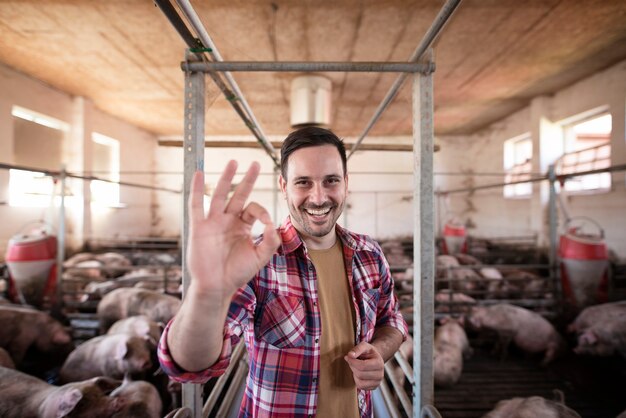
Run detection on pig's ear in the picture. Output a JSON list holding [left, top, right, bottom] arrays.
[[41, 387, 82, 418], [115, 340, 129, 360]]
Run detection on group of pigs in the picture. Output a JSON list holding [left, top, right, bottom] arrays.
[[394, 300, 626, 417], [0, 286, 184, 418], [62, 252, 182, 304]]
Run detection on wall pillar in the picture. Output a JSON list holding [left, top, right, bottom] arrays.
[[610, 97, 626, 191]]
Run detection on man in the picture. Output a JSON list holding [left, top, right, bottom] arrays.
[[158, 127, 408, 417]]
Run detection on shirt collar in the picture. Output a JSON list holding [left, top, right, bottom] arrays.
[[279, 216, 366, 255]]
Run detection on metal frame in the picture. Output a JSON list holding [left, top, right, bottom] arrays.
[[156, 0, 463, 416]]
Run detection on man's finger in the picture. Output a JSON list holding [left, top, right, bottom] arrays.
[[239, 202, 271, 225], [208, 160, 238, 216], [224, 162, 260, 214], [188, 170, 206, 224]]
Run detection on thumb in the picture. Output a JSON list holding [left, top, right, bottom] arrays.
[[256, 221, 281, 260], [347, 342, 371, 359]]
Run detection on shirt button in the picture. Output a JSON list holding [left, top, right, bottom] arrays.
[[315, 338, 319, 343], [313, 301, 317, 306], [312, 378, 317, 382], [308, 265, 314, 271]]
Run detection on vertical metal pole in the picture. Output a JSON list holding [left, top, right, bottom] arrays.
[[182, 51, 205, 418], [547, 165, 562, 307], [54, 166, 66, 315], [273, 165, 279, 224], [413, 50, 436, 417]]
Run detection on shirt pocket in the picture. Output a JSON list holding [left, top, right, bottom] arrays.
[[361, 287, 381, 341], [255, 291, 307, 349]]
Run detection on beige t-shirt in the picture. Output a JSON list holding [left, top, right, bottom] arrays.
[[308, 239, 360, 418]]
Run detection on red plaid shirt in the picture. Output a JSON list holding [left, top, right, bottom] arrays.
[[158, 217, 408, 417]]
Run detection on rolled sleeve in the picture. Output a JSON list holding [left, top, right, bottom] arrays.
[[157, 319, 241, 384], [375, 250, 409, 340]]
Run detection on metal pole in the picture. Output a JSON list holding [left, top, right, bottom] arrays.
[[175, 0, 278, 163], [54, 166, 66, 316], [413, 49, 436, 416], [348, 0, 462, 159], [273, 165, 279, 224], [182, 61, 432, 73], [182, 51, 205, 418], [548, 165, 563, 307]]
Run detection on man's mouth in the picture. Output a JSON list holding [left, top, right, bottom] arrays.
[[304, 207, 332, 217]]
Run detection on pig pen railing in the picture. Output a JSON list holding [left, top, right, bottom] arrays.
[[202, 341, 247, 418]]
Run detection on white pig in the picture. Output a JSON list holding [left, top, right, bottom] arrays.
[[482, 395, 581, 418], [434, 318, 472, 387], [468, 304, 565, 364], [59, 334, 152, 383], [110, 377, 163, 418], [97, 288, 181, 332]]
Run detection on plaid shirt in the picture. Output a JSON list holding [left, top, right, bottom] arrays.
[[158, 217, 408, 418]]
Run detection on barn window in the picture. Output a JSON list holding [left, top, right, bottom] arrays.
[[503, 133, 532, 198], [8, 106, 68, 207], [557, 113, 611, 193], [90, 133, 120, 207]]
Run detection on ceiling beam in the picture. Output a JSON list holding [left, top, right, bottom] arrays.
[[158, 139, 438, 152]]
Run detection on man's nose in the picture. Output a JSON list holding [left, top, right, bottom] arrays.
[[309, 183, 326, 205]]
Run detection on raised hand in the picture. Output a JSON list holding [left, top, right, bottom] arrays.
[[187, 161, 281, 298]]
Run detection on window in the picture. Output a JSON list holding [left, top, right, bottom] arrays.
[[503, 134, 532, 198], [9, 107, 68, 207], [557, 113, 611, 193], [90, 133, 120, 207]]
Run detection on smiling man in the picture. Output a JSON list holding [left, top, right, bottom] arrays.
[[158, 126, 408, 418]]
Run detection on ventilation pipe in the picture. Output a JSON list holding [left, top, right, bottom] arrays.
[[290, 75, 332, 128]]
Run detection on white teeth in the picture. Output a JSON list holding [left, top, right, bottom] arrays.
[[305, 207, 331, 216]]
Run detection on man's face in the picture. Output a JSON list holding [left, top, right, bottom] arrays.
[[279, 145, 348, 244]]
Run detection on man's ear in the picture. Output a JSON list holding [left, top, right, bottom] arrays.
[[278, 175, 287, 195]]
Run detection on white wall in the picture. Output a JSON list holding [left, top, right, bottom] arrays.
[[0, 63, 158, 260], [153, 137, 416, 241], [435, 59, 626, 258]]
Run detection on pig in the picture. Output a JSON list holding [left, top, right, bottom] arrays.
[[454, 253, 482, 265], [95, 252, 132, 278], [450, 267, 482, 293], [482, 267, 521, 299], [0, 348, 15, 369], [97, 288, 181, 332], [504, 270, 544, 297], [482, 395, 581, 418], [468, 303, 566, 364], [108, 315, 163, 347], [434, 318, 472, 387], [59, 334, 152, 383], [567, 301, 626, 334], [573, 318, 626, 357], [0, 305, 72, 366], [435, 290, 476, 314], [110, 377, 162, 418], [437, 255, 459, 278], [0, 366, 126, 418]]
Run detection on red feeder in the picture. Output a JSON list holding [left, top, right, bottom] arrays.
[[559, 218, 608, 309], [5, 223, 58, 308], [442, 220, 467, 255]]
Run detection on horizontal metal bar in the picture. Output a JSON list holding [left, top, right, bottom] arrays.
[[437, 163, 626, 195], [0, 162, 181, 194], [182, 61, 434, 73]]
